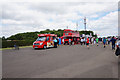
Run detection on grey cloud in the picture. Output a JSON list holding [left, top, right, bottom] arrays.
[[1, 2, 118, 37], [28, 3, 69, 14], [28, 2, 87, 14]]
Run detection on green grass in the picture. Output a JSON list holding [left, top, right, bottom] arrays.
[[0, 45, 33, 51]]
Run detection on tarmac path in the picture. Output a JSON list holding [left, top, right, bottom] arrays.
[[2, 43, 119, 79]]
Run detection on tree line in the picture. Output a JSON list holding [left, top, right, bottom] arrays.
[[2, 29, 97, 40]]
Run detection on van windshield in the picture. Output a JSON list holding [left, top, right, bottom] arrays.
[[36, 36, 46, 41], [64, 37, 72, 39]]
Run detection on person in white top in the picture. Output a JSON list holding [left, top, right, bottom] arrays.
[[81, 37, 84, 45], [62, 39, 64, 45], [91, 37, 94, 45]]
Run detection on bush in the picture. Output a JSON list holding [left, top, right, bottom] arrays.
[[2, 40, 34, 48]]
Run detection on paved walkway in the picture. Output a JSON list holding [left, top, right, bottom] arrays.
[[2, 43, 119, 78]]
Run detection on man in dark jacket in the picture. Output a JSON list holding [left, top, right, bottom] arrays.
[[110, 36, 116, 50], [56, 37, 59, 46], [115, 38, 120, 56]]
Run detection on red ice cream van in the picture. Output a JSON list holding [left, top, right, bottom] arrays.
[[33, 34, 57, 49]]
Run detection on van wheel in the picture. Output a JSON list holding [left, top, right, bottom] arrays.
[[43, 45, 47, 49]]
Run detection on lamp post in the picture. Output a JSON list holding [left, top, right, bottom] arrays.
[[84, 17, 86, 31], [76, 22, 78, 31], [84, 17, 87, 43], [67, 26, 68, 29]]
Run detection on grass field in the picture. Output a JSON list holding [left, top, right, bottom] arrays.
[[0, 45, 33, 51]]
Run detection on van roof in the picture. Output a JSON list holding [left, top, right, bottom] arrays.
[[38, 34, 57, 37]]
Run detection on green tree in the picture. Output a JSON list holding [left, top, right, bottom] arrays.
[[58, 29, 62, 31], [46, 29, 50, 31], [2, 36, 6, 40]]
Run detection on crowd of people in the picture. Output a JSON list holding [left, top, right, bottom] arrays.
[[52, 36, 120, 56], [78, 37, 100, 49], [79, 36, 120, 50], [60, 36, 120, 56]]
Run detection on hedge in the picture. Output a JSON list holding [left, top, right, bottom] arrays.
[[2, 40, 34, 48]]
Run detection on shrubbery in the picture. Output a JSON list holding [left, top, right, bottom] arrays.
[[2, 40, 34, 48]]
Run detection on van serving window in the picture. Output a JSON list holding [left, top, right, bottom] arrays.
[[46, 37, 49, 41]]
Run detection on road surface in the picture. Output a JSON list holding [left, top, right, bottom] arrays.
[[2, 43, 119, 79]]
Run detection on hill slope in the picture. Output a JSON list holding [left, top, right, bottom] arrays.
[[6, 29, 96, 40]]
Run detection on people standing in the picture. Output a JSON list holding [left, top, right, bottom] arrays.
[[81, 37, 84, 45], [110, 36, 116, 50], [53, 38, 57, 48], [83, 37, 86, 45], [86, 37, 90, 49], [103, 37, 106, 48], [56, 37, 59, 46], [69, 39, 71, 46], [62, 38, 64, 45], [77, 38, 79, 44]]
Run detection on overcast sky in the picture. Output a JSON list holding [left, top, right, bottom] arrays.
[[0, 0, 119, 38]]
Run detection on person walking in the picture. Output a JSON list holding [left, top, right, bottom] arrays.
[[103, 37, 106, 48], [91, 37, 94, 45], [108, 37, 111, 45], [115, 38, 120, 56], [96, 37, 99, 46], [110, 36, 116, 50], [94, 38, 96, 44], [86, 37, 90, 49], [14, 43, 19, 50], [90, 37, 92, 44], [14, 44, 17, 50], [106, 38, 108, 45]]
